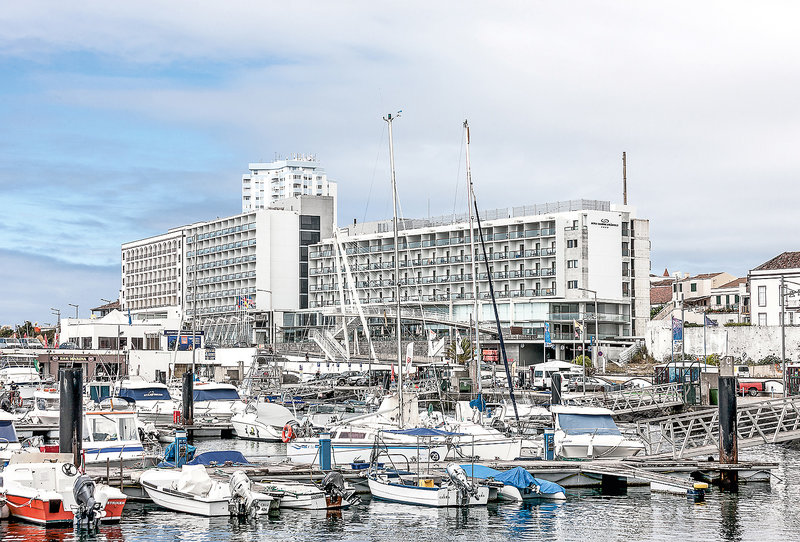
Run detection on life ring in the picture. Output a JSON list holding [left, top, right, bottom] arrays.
[[281, 424, 294, 443], [14, 395, 23, 408]]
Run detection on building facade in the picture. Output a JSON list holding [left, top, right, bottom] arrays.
[[121, 196, 335, 345], [307, 200, 650, 363], [241, 155, 337, 219], [749, 251, 800, 327]]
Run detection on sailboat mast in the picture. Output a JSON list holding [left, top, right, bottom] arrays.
[[384, 111, 404, 428], [464, 120, 482, 394]]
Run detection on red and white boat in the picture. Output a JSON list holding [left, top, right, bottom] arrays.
[[0, 452, 127, 526]]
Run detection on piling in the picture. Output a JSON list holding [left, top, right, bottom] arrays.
[[551, 372, 562, 405], [718, 356, 739, 490], [59, 368, 83, 468], [182, 371, 194, 426]]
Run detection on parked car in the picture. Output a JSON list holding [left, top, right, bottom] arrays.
[[21, 338, 44, 349], [737, 379, 763, 397], [0, 338, 23, 349], [58, 341, 79, 349]]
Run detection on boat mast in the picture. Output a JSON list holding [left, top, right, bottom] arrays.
[[464, 120, 482, 396], [384, 111, 404, 428]]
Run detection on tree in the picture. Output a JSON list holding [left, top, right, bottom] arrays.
[[445, 338, 474, 365], [572, 355, 595, 376]]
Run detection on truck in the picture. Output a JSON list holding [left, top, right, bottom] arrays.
[[737, 379, 763, 397]]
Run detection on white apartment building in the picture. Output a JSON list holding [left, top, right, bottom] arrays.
[[242, 155, 337, 221], [308, 200, 650, 363], [749, 251, 800, 327], [120, 196, 335, 345]]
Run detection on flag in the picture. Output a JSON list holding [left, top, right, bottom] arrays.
[[455, 330, 463, 354], [405, 342, 414, 375], [428, 329, 436, 341], [128, 308, 132, 325], [391, 363, 395, 383], [672, 317, 683, 341], [705, 315, 718, 327], [573, 319, 583, 338], [544, 322, 552, 346], [55, 333, 59, 348], [42, 335, 48, 347]]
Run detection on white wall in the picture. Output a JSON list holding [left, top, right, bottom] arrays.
[[585, 210, 623, 299]]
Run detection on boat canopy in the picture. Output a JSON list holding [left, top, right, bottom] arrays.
[[384, 428, 464, 437], [119, 387, 171, 401], [460, 464, 565, 495], [187, 451, 252, 466], [0, 419, 19, 443], [557, 413, 621, 436], [193, 388, 240, 402]]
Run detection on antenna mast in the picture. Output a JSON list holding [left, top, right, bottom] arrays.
[[622, 152, 627, 205]]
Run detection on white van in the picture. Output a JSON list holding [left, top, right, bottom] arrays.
[[531, 361, 582, 390]]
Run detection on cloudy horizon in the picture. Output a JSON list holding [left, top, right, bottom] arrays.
[[1, 1, 797, 324]]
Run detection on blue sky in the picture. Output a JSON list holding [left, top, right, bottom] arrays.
[[1, 2, 799, 324]]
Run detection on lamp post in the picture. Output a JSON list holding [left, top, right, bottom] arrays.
[[577, 288, 599, 374], [779, 278, 800, 397], [68, 304, 79, 319], [256, 289, 274, 351], [50, 308, 61, 347]]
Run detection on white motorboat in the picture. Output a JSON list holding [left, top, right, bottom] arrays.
[[139, 465, 276, 517], [192, 382, 243, 422], [231, 399, 298, 442], [258, 472, 359, 510], [0, 410, 22, 463], [83, 409, 146, 465], [28, 388, 60, 425], [368, 463, 489, 507], [550, 405, 645, 459], [0, 452, 127, 526], [461, 464, 566, 501], [0, 352, 42, 400], [116, 379, 177, 425]]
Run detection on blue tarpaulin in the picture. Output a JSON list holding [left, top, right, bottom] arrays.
[[193, 389, 241, 401], [460, 464, 565, 495], [187, 451, 252, 466], [469, 394, 486, 412], [384, 427, 465, 437]]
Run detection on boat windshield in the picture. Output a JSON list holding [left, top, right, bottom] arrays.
[[0, 420, 19, 443], [86, 415, 138, 441], [119, 387, 171, 401], [36, 397, 59, 410], [557, 413, 621, 436], [193, 388, 240, 401]]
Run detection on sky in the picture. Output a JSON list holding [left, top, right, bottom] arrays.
[[1, 1, 798, 325]]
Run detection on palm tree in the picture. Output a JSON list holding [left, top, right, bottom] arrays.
[[445, 338, 474, 365]]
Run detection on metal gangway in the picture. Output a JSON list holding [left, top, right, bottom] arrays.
[[563, 382, 685, 415], [636, 396, 800, 459]]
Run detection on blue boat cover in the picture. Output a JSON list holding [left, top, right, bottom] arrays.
[[187, 451, 252, 466], [469, 394, 486, 412], [384, 427, 465, 437], [460, 464, 565, 495]]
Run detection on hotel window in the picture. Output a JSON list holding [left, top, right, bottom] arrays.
[[758, 285, 766, 307], [567, 239, 577, 248], [567, 280, 578, 289], [690, 283, 697, 292], [758, 313, 767, 326], [567, 260, 578, 269]]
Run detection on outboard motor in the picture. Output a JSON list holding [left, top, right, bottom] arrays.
[[321, 471, 359, 507], [73, 474, 103, 529], [228, 470, 273, 517], [445, 463, 476, 506]]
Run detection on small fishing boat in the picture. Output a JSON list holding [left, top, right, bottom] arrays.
[[83, 408, 146, 465], [231, 399, 298, 442], [139, 465, 276, 517], [550, 405, 645, 459], [28, 388, 60, 425], [258, 472, 358, 510], [368, 463, 489, 507], [461, 464, 566, 501], [0, 452, 127, 526]]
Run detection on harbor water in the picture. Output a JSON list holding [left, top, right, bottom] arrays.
[[2, 441, 799, 542]]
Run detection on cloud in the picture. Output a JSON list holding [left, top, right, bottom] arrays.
[[0, 1, 798, 323]]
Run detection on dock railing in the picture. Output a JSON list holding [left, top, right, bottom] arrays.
[[636, 396, 800, 458], [564, 382, 683, 415]]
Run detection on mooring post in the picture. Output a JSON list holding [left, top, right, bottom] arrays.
[[182, 371, 194, 427], [551, 372, 562, 405], [59, 368, 83, 468], [718, 356, 739, 490]]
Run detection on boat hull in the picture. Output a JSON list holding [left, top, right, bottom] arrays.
[[141, 481, 231, 517], [368, 478, 489, 507], [5, 492, 126, 525]]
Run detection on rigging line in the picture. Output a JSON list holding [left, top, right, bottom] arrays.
[[362, 125, 387, 224]]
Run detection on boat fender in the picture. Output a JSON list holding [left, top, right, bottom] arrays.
[[281, 424, 294, 443]]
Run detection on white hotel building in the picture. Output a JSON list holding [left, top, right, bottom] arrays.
[[308, 200, 650, 364], [120, 196, 334, 344], [242, 155, 337, 220]]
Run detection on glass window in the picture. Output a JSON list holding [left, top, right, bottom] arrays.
[[690, 283, 697, 292], [758, 285, 766, 307]]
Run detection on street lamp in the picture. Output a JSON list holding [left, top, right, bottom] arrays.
[[780, 278, 800, 396], [68, 304, 79, 319], [50, 308, 61, 346], [577, 287, 599, 374], [256, 289, 274, 351]]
